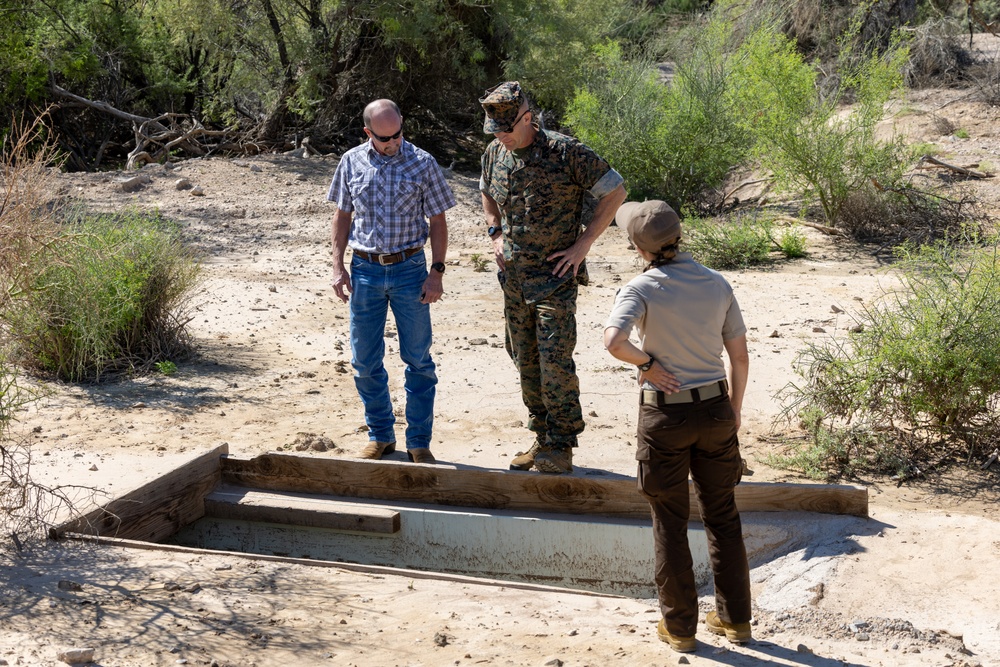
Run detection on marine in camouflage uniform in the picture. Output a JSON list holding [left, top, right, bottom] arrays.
[[479, 81, 627, 474]]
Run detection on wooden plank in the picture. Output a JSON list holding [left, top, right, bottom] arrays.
[[204, 488, 400, 534], [221, 454, 868, 519], [55, 444, 228, 542]]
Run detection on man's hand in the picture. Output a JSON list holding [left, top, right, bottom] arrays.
[[547, 239, 591, 278], [420, 270, 443, 304], [492, 235, 505, 270], [332, 266, 352, 303]]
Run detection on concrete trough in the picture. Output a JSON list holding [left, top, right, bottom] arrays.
[[169, 487, 709, 597], [54, 446, 868, 599]]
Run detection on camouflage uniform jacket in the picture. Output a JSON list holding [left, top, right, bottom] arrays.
[[480, 127, 624, 304]]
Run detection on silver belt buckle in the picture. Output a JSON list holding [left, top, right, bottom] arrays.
[[378, 252, 394, 266]]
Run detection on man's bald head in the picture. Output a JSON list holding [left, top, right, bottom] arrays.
[[363, 99, 402, 128]]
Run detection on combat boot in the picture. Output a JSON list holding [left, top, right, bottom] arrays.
[[509, 437, 543, 471], [533, 446, 572, 474]]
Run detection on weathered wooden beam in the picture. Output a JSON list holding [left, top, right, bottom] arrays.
[[221, 454, 868, 519], [55, 444, 228, 542], [204, 487, 400, 534]]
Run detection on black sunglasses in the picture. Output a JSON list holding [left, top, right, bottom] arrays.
[[367, 126, 402, 143], [498, 108, 529, 134]]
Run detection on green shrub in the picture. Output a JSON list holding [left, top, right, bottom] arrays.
[[775, 227, 808, 259], [778, 237, 1000, 476], [4, 208, 200, 382], [684, 213, 773, 270], [734, 11, 912, 225]]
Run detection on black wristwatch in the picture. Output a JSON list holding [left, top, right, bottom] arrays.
[[430, 262, 446, 274], [488, 225, 502, 239], [637, 356, 655, 372]]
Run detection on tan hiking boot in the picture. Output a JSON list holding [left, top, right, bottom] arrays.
[[705, 611, 751, 644], [407, 447, 437, 464], [532, 446, 572, 474], [509, 442, 542, 471], [657, 619, 696, 653], [358, 441, 395, 459]]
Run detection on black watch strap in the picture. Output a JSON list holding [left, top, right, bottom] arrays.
[[431, 261, 446, 274], [637, 357, 654, 372], [488, 225, 502, 238]]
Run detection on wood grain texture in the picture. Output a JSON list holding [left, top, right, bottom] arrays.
[[221, 454, 868, 519], [55, 444, 228, 541], [204, 488, 401, 533]]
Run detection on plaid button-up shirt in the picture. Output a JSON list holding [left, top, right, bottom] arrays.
[[326, 139, 456, 254]]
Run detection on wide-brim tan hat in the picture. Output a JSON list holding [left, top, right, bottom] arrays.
[[616, 200, 681, 253]]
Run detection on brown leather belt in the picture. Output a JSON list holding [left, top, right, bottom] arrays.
[[352, 246, 423, 265], [641, 380, 728, 406]]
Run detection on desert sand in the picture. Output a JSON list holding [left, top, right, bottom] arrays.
[[2, 85, 1000, 667]]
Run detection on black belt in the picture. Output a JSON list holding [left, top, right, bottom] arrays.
[[641, 380, 728, 406], [353, 246, 423, 265]]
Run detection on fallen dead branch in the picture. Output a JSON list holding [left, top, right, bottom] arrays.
[[47, 85, 250, 168], [916, 154, 994, 179]]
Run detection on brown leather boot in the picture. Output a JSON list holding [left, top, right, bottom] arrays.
[[509, 441, 542, 471]]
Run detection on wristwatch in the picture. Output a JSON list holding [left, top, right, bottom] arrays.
[[430, 262, 446, 274], [637, 356, 655, 372], [488, 225, 502, 239]]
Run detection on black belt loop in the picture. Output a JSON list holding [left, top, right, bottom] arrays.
[[691, 387, 701, 403]]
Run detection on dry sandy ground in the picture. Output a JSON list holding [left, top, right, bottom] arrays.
[[3, 85, 1000, 666]]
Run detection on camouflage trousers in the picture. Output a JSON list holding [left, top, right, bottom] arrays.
[[502, 271, 584, 448]]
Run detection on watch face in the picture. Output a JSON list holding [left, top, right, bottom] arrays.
[[431, 262, 446, 273], [489, 226, 501, 237]]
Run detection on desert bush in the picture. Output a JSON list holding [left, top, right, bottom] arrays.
[[3, 208, 201, 382], [776, 227, 808, 258], [837, 184, 989, 251], [777, 238, 1000, 477], [683, 213, 774, 269], [903, 18, 974, 88], [567, 12, 754, 206], [1, 116, 89, 551], [967, 49, 1000, 105], [741, 17, 911, 225]]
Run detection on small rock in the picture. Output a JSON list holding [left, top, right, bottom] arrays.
[[295, 173, 308, 181], [214, 564, 232, 571], [191, 186, 205, 196], [185, 583, 201, 593], [118, 175, 146, 192], [812, 327, 826, 333], [88, 464, 98, 471], [57, 580, 83, 592], [542, 658, 563, 667], [175, 178, 192, 190], [796, 643, 813, 654], [468, 338, 488, 345], [164, 582, 183, 591], [830, 304, 844, 313], [588, 410, 598, 417], [769, 330, 781, 338], [268, 285, 278, 293], [849, 324, 864, 333], [433, 632, 449, 647], [567, 629, 578, 636], [250, 164, 262, 172], [57, 648, 95, 664], [678, 657, 690, 664], [856, 632, 870, 641]]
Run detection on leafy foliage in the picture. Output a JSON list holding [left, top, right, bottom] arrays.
[[683, 213, 774, 270], [3, 209, 201, 382], [778, 238, 1000, 476]]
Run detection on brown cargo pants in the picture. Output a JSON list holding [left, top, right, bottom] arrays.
[[636, 391, 752, 638]]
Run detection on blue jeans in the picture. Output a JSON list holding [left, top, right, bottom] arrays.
[[349, 253, 436, 449]]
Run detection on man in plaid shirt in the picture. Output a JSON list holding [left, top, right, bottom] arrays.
[[327, 98, 456, 464]]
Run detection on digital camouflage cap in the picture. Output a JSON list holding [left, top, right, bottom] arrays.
[[480, 81, 525, 133]]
